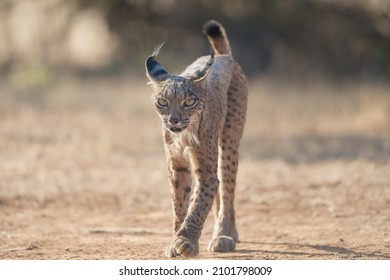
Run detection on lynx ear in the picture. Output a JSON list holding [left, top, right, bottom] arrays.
[[190, 48, 215, 82], [145, 42, 169, 83]]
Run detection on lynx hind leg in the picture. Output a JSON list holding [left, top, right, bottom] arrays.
[[208, 138, 240, 253], [209, 66, 247, 253]]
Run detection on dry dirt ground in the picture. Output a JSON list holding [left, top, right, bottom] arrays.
[[1, 76, 389, 259]]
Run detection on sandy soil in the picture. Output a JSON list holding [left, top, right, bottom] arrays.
[[1, 77, 389, 259]]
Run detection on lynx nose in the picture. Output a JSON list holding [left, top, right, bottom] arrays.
[[169, 117, 180, 125]]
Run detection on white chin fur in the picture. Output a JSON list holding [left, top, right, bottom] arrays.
[[169, 126, 200, 148]]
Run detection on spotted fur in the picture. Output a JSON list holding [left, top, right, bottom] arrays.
[[145, 20, 248, 258]]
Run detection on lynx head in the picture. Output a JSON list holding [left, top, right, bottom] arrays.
[[145, 43, 214, 135]]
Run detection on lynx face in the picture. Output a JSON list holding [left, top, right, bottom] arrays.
[[152, 79, 204, 134], [146, 43, 213, 136]]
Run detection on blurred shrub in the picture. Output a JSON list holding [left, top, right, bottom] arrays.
[[10, 65, 54, 92]]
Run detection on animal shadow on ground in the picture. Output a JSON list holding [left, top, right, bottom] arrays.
[[237, 242, 390, 259]]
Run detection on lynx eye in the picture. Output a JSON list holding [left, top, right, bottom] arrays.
[[183, 99, 197, 108], [156, 98, 169, 108]]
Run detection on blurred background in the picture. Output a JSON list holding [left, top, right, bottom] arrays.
[[1, 0, 390, 85]]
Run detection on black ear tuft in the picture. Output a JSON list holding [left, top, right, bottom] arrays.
[[145, 42, 168, 81], [146, 56, 168, 80], [203, 20, 222, 38]]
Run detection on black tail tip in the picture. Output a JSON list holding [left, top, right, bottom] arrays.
[[203, 20, 222, 38]]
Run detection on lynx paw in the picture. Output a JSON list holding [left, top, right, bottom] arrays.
[[165, 237, 199, 258], [208, 236, 236, 253]]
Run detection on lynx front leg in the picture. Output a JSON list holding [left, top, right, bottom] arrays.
[[166, 145, 219, 258], [166, 157, 192, 234]]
